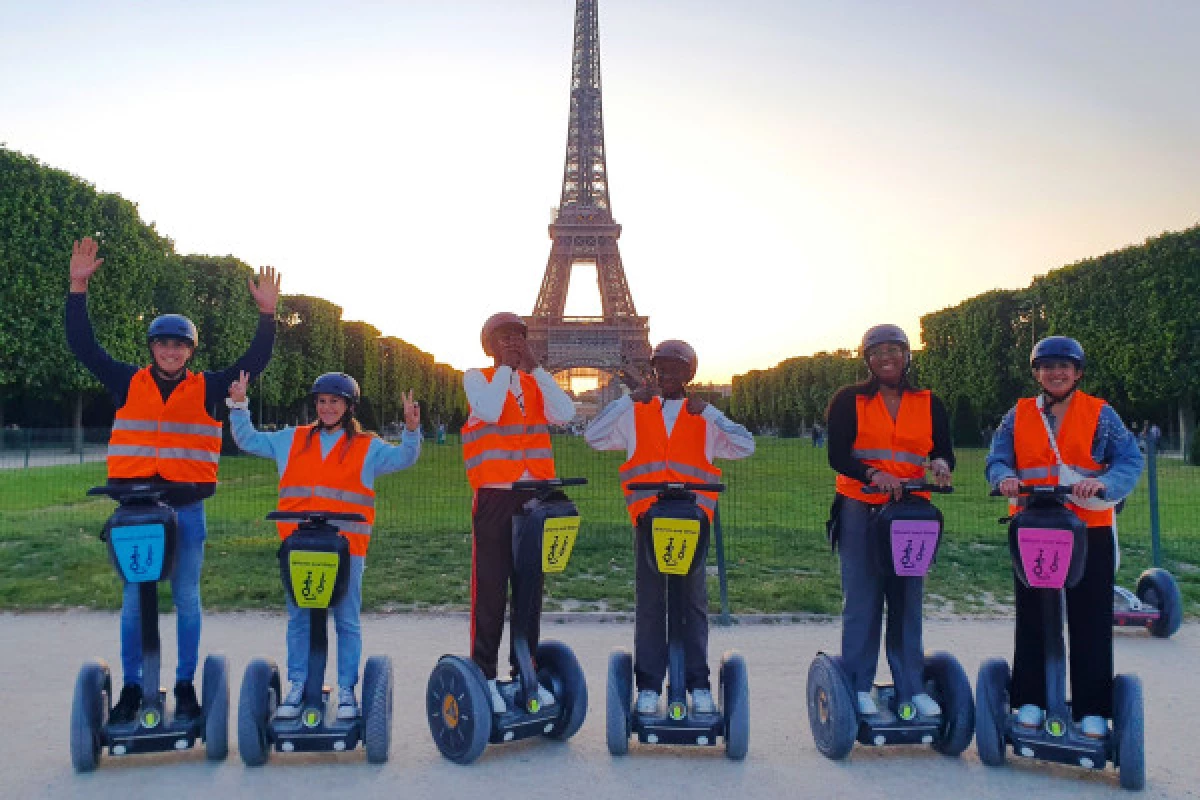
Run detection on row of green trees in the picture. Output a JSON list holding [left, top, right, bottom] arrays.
[[0, 147, 467, 433]]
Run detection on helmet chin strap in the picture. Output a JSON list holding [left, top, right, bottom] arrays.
[[1040, 381, 1080, 407]]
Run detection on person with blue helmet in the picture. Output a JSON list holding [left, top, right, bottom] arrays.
[[66, 236, 280, 724], [986, 335, 1144, 738]]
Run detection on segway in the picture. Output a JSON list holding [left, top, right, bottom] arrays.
[[70, 483, 229, 772], [975, 484, 1145, 790], [1113, 568, 1182, 639], [806, 483, 974, 760], [237, 510, 393, 765], [426, 478, 589, 765], [606, 481, 749, 760]]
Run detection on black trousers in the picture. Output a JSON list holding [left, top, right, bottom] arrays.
[[1010, 526, 1115, 719], [634, 527, 711, 693], [470, 488, 542, 681]]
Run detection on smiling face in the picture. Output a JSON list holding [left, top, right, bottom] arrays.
[[149, 337, 194, 375], [1034, 359, 1082, 397], [653, 356, 693, 398], [866, 343, 907, 386], [315, 393, 350, 429]]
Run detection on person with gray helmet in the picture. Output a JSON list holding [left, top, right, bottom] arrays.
[[824, 324, 954, 718], [986, 336, 1143, 737], [228, 371, 421, 720], [65, 236, 280, 726], [586, 339, 754, 716]]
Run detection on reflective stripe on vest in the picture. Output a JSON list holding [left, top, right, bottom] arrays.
[[276, 426, 377, 556], [835, 390, 934, 504], [107, 368, 222, 483], [620, 399, 722, 525], [461, 367, 556, 489]]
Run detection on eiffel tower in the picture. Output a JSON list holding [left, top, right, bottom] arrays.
[[524, 0, 651, 395]]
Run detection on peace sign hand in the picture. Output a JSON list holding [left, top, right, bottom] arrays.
[[70, 237, 105, 291], [229, 371, 251, 404], [247, 265, 282, 314], [402, 389, 421, 432]]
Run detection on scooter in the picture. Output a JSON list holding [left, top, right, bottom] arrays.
[[806, 483, 973, 760], [426, 478, 589, 765], [606, 481, 749, 760], [237, 509, 393, 765], [976, 484, 1145, 790], [70, 482, 228, 772]]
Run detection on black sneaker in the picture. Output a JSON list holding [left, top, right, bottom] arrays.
[[174, 681, 201, 722], [110, 684, 143, 725]]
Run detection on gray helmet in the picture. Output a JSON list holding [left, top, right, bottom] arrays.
[[147, 314, 198, 347], [480, 312, 527, 357], [1030, 336, 1085, 370], [652, 339, 698, 378], [860, 324, 910, 357], [310, 372, 360, 405]]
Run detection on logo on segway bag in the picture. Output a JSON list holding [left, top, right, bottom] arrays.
[[651, 519, 701, 575], [109, 524, 167, 583], [889, 519, 939, 578], [541, 516, 581, 574], [288, 551, 340, 608], [1015, 528, 1074, 589]]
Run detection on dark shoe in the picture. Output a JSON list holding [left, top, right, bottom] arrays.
[[174, 681, 201, 722], [110, 684, 143, 725]]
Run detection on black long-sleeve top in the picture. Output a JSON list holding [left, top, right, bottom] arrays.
[[825, 380, 955, 483]]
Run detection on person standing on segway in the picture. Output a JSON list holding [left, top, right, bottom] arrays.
[[65, 236, 280, 725], [825, 324, 954, 719], [462, 312, 576, 714], [986, 336, 1143, 738], [228, 372, 421, 722], [585, 340, 755, 717]]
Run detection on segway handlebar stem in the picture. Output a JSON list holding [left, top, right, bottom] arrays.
[[989, 485, 1105, 499], [510, 477, 588, 490], [265, 510, 368, 523], [626, 481, 726, 494], [861, 483, 953, 495]]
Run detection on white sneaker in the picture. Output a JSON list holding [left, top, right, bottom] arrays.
[[856, 691, 878, 715], [690, 688, 716, 714], [536, 684, 557, 708], [636, 689, 660, 715], [337, 686, 358, 720], [1080, 715, 1108, 738], [487, 679, 507, 714], [912, 693, 942, 717], [276, 681, 305, 719], [1015, 704, 1044, 728]]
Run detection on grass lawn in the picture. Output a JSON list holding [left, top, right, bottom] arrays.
[[1, 437, 1197, 615]]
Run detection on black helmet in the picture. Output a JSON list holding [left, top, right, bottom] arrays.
[[480, 312, 527, 357], [860, 324, 910, 357], [651, 339, 698, 378], [1031, 336, 1085, 370], [147, 314, 198, 347], [310, 373, 360, 405]]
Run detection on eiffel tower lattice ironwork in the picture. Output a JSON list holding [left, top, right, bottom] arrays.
[[525, 0, 651, 378]]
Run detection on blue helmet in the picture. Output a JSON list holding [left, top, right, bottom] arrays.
[[1030, 336, 1085, 370], [310, 372, 360, 405], [147, 314, 198, 347], [861, 324, 911, 372]]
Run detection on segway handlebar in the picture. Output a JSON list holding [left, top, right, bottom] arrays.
[[861, 483, 953, 495], [510, 477, 588, 490], [265, 510, 368, 523], [626, 481, 726, 494], [989, 484, 1106, 499], [88, 482, 198, 501]]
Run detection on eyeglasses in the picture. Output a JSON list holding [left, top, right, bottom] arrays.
[[867, 344, 906, 359]]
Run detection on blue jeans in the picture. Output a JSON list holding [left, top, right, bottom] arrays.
[[120, 501, 206, 685], [286, 555, 365, 689]]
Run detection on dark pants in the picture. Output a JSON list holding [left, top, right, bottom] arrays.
[[838, 497, 925, 699], [634, 526, 711, 693], [1011, 526, 1115, 719], [470, 488, 542, 681]]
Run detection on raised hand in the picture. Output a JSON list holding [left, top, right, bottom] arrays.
[[228, 370, 251, 403], [686, 396, 710, 416], [516, 338, 540, 373], [69, 237, 104, 292], [402, 389, 421, 432], [247, 265, 282, 314]]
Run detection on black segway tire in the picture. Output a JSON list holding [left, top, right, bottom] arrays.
[[201, 653, 229, 761], [1136, 568, 1182, 639], [721, 651, 749, 761], [536, 640, 588, 741], [806, 653, 856, 760], [1114, 674, 1145, 791], [923, 651, 974, 757], [70, 660, 110, 773], [426, 655, 491, 765], [606, 649, 632, 756], [974, 658, 1010, 767], [237, 658, 278, 767], [362, 655, 393, 763]]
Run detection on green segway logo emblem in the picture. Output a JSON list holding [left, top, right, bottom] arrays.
[[141, 708, 160, 728], [528, 697, 540, 713], [1046, 718, 1065, 737], [898, 702, 916, 721], [303, 708, 321, 728], [669, 702, 687, 721]]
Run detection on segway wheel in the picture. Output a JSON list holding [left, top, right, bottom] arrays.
[[70, 660, 110, 773], [201, 653, 229, 761], [606, 649, 632, 756], [237, 658, 278, 767], [362, 655, 393, 764], [1136, 568, 1183, 639], [1113, 674, 1145, 791], [923, 651, 974, 757], [974, 658, 1010, 767], [536, 640, 588, 741], [426, 655, 491, 765], [721, 651, 749, 761], [806, 654, 856, 760]]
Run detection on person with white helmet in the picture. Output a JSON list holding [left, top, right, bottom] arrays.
[[585, 339, 755, 717], [825, 324, 954, 719], [986, 336, 1143, 738]]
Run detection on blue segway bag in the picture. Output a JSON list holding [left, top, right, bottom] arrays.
[[1007, 500, 1088, 591], [104, 501, 177, 584], [636, 492, 711, 577], [513, 490, 581, 574], [870, 496, 943, 577], [278, 524, 352, 610]]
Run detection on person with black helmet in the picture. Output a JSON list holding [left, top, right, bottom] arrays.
[[228, 370, 421, 720], [461, 312, 576, 713], [986, 336, 1143, 737], [585, 339, 755, 717], [825, 324, 955, 718], [65, 235, 280, 725]]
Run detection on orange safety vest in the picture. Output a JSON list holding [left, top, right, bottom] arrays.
[[276, 426, 376, 557], [619, 398, 722, 525], [835, 390, 933, 504], [107, 367, 223, 483], [1012, 392, 1112, 527], [461, 367, 556, 490]]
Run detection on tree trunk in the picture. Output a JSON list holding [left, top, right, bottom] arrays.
[[72, 392, 84, 454], [1181, 397, 1196, 463]]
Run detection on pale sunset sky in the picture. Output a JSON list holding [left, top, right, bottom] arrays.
[[3, 0, 1198, 383]]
